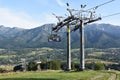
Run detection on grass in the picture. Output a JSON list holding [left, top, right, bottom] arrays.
[[0, 65, 13, 71], [117, 74, 120, 80], [85, 58, 118, 64], [88, 52, 107, 57], [0, 70, 119, 80], [0, 55, 9, 59]]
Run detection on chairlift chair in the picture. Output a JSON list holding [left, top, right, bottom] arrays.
[[48, 34, 61, 42]]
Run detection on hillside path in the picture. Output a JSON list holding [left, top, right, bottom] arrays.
[[108, 74, 116, 80], [91, 73, 105, 80]]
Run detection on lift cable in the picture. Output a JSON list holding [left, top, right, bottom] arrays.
[[87, 0, 115, 10], [102, 12, 120, 19], [73, 0, 115, 15]]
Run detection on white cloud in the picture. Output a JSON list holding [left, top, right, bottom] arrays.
[[0, 8, 58, 29], [0, 8, 40, 29], [40, 14, 57, 24], [56, 0, 65, 7]]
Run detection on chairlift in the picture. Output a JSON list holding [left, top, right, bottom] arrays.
[[48, 34, 61, 42]]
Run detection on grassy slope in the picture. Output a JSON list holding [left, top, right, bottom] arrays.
[[0, 70, 119, 80]]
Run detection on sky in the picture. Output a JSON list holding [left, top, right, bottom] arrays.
[[0, 0, 120, 29]]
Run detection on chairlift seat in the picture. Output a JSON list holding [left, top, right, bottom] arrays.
[[48, 34, 61, 42]]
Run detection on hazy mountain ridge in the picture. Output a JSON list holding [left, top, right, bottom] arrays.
[[0, 25, 25, 38], [0, 23, 120, 49]]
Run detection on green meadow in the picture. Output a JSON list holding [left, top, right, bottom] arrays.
[[0, 70, 119, 80]]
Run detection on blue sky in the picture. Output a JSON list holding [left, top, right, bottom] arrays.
[[0, 0, 120, 29]]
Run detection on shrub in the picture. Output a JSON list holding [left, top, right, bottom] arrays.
[[0, 68, 6, 73], [61, 62, 67, 70], [40, 62, 47, 70], [74, 63, 80, 71], [93, 62, 105, 70], [49, 60, 61, 70], [105, 64, 120, 71], [13, 65, 24, 72], [27, 62, 37, 71], [61, 62, 79, 70]]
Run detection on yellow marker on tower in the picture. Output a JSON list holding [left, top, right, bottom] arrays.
[[68, 27, 70, 33]]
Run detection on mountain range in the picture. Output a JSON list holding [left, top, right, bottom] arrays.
[[0, 23, 120, 49]]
